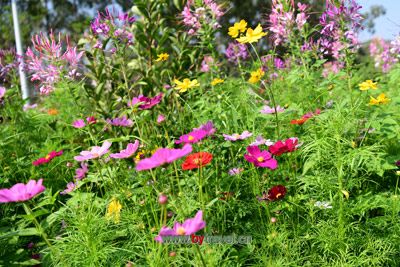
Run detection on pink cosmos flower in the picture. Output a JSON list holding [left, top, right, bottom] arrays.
[[302, 109, 321, 119], [0, 179, 45, 203], [72, 119, 86, 128], [74, 141, 112, 161], [136, 144, 193, 171], [193, 121, 216, 136], [157, 114, 166, 124], [244, 145, 278, 169], [60, 182, 76, 195], [33, 150, 63, 166], [250, 135, 274, 146], [0, 86, 5, 99], [106, 116, 133, 127], [228, 167, 244, 176], [75, 163, 89, 180], [128, 93, 163, 110], [223, 131, 252, 141], [154, 210, 206, 243], [175, 129, 208, 145], [110, 140, 139, 159], [260, 105, 285, 114]]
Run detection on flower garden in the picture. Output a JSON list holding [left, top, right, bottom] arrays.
[[1, 0, 400, 266]]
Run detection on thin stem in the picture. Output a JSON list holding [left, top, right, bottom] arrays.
[[195, 245, 207, 267]]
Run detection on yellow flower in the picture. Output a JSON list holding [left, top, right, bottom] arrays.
[[106, 198, 122, 223], [211, 78, 224, 86], [359, 80, 377, 91], [174, 78, 200, 93], [248, 68, 264, 84], [236, 24, 267, 44], [369, 93, 390, 105], [228, 20, 247, 38], [155, 53, 169, 62]]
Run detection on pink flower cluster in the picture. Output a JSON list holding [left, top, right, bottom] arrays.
[[106, 116, 133, 127], [369, 37, 399, 73]]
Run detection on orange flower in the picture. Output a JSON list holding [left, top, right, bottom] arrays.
[[47, 108, 58, 115], [290, 118, 308, 125], [182, 152, 213, 170]]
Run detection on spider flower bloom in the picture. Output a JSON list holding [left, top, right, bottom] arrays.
[[369, 93, 390, 105], [110, 140, 139, 159], [269, 138, 298, 156], [248, 68, 264, 84], [72, 119, 86, 128], [244, 145, 278, 169], [60, 182, 76, 195], [106, 198, 122, 223], [228, 20, 248, 38], [0, 179, 45, 203], [182, 152, 213, 170], [175, 129, 208, 145], [223, 131, 252, 141], [193, 121, 216, 137], [33, 150, 63, 166], [225, 42, 249, 64], [236, 24, 267, 44], [155, 53, 169, 62], [106, 116, 133, 127], [128, 93, 163, 110], [174, 78, 200, 93], [154, 210, 206, 243], [74, 141, 112, 161], [75, 163, 89, 180], [257, 185, 287, 202], [261, 105, 285, 114], [358, 80, 377, 91], [136, 144, 193, 171]]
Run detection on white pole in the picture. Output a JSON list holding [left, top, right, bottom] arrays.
[[11, 0, 30, 101]]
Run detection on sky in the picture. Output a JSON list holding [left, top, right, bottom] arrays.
[[358, 0, 400, 41]]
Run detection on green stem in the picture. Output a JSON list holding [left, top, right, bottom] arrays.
[[195, 245, 207, 267]]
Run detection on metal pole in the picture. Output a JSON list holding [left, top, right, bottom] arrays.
[[11, 0, 30, 101]]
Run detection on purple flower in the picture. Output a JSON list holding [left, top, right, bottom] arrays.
[[74, 141, 112, 162], [23, 103, 38, 111], [60, 182, 76, 195], [0, 179, 45, 203], [225, 42, 248, 64], [72, 119, 86, 128], [223, 131, 252, 141], [0, 86, 5, 99], [155, 210, 206, 243], [260, 105, 285, 114], [136, 144, 192, 171], [128, 93, 163, 110], [75, 163, 89, 180], [244, 145, 278, 169], [250, 135, 274, 146], [157, 114, 166, 124], [110, 140, 140, 159], [228, 168, 244, 176], [106, 116, 133, 127], [175, 129, 208, 145], [193, 121, 216, 136], [200, 56, 214, 72]]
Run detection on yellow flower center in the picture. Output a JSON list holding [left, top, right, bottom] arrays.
[[176, 227, 186, 235], [45, 154, 51, 160], [188, 135, 194, 141], [257, 157, 264, 162], [276, 193, 282, 198]]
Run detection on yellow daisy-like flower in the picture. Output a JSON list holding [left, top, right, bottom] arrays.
[[106, 198, 122, 223], [211, 78, 224, 86], [236, 24, 267, 44], [359, 80, 377, 91], [174, 78, 200, 93], [248, 68, 264, 84], [155, 53, 169, 62], [228, 20, 247, 38], [369, 93, 390, 105]]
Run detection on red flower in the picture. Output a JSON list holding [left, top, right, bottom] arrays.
[[33, 150, 63, 166], [290, 118, 308, 125], [182, 152, 213, 170], [269, 138, 298, 156], [257, 185, 287, 201]]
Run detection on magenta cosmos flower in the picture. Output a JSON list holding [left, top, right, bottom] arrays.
[[223, 131, 252, 141], [155, 210, 206, 243], [128, 93, 163, 110], [136, 144, 192, 171], [110, 140, 139, 159], [260, 105, 285, 114], [74, 141, 112, 161], [75, 163, 89, 180], [60, 182, 76, 195], [72, 119, 86, 128], [106, 116, 133, 127], [175, 129, 208, 145], [33, 150, 63, 166], [0, 179, 45, 203], [244, 145, 278, 169]]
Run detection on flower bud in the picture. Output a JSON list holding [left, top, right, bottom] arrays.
[[158, 194, 168, 205]]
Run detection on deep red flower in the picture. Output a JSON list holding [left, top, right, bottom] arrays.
[[33, 150, 63, 166], [257, 185, 287, 202], [269, 138, 298, 156], [182, 152, 213, 170], [86, 116, 97, 125]]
